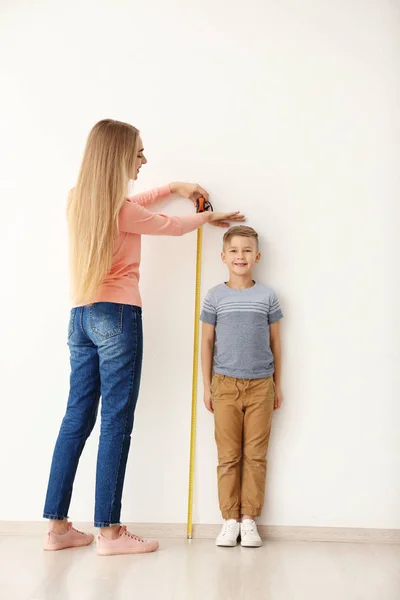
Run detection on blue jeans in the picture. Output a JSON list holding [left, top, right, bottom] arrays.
[[43, 303, 143, 528]]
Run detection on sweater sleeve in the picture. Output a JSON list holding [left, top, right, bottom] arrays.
[[119, 199, 211, 236], [128, 185, 171, 207]]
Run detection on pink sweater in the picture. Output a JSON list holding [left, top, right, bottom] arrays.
[[84, 186, 211, 307]]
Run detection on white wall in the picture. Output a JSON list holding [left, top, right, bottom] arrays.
[[0, 0, 399, 529]]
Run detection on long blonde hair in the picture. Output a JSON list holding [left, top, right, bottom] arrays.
[[67, 119, 140, 305]]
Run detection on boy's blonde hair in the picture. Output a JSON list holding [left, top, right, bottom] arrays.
[[223, 226, 259, 249], [67, 119, 140, 305]]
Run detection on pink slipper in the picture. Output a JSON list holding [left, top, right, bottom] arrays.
[[97, 526, 159, 556], [44, 522, 94, 551]]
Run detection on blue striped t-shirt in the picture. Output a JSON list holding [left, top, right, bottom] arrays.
[[200, 282, 283, 379]]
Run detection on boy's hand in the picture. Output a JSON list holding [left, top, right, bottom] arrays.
[[274, 386, 283, 410], [204, 389, 214, 413]]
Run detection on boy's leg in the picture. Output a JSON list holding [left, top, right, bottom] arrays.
[[241, 377, 275, 518], [212, 375, 244, 520]]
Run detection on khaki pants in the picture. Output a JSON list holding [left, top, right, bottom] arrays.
[[211, 374, 275, 519]]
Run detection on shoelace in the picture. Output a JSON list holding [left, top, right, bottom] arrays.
[[62, 523, 85, 536], [242, 521, 256, 534], [120, 526, 145, 542], [222, 521, 239, 536], [68, 523, 87, 536]]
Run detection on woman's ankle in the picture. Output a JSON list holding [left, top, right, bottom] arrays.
[[100, 525, 121, 540], [49, 519, 69, 534]]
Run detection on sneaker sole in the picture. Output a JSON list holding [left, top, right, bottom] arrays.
[[44, 540, 94, 551], [216, 540, 238, 547], [97, 545, 159, 556], [241, 541, 263, 548]]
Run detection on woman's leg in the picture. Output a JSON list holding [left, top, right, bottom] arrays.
[[43, 307, 100, 525], [86, 304, 143, 531]]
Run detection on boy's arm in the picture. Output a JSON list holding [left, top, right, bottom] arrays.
[[201, 322, 215, 413], [270, 321, 283, 409]]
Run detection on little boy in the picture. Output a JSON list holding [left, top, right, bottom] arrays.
[[200, 226, 283, 548]]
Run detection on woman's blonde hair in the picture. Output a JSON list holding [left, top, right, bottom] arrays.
[[67, 119, 140, 305]]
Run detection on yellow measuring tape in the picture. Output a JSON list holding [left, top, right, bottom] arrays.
[[186, 226, 203, 539], [187, 197, 210, 539]]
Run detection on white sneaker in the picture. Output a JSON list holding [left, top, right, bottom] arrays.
[[216, 519, 240, 547], [240, 519, 262, 547]]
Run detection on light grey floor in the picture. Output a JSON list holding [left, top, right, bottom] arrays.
[[0, 535, 398, 600]]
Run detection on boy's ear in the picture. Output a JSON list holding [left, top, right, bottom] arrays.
[[256, 251, 261, 263], [221, 251, 226, 263]]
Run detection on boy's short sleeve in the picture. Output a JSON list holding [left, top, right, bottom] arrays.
[[268, 290, 283, 324], [200, 291, 217, 325]]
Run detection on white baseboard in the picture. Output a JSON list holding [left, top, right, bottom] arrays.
[[0, 522, 399, 544]]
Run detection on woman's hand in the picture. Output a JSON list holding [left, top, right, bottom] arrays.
[[170, 182, 209, 204], [169, 183, 245, 227], [209, 211, 246, 228]]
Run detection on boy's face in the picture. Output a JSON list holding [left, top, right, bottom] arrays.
[[222, 235, 260, 276]]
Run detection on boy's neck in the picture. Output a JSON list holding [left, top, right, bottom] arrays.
[[226, 273, 255, 290]]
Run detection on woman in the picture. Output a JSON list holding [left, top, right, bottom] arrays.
[[43, 119, 245, 556]]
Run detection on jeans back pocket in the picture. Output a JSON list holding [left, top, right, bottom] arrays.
[[89, 303, 124, 339], [68, 308, 77, 339]]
